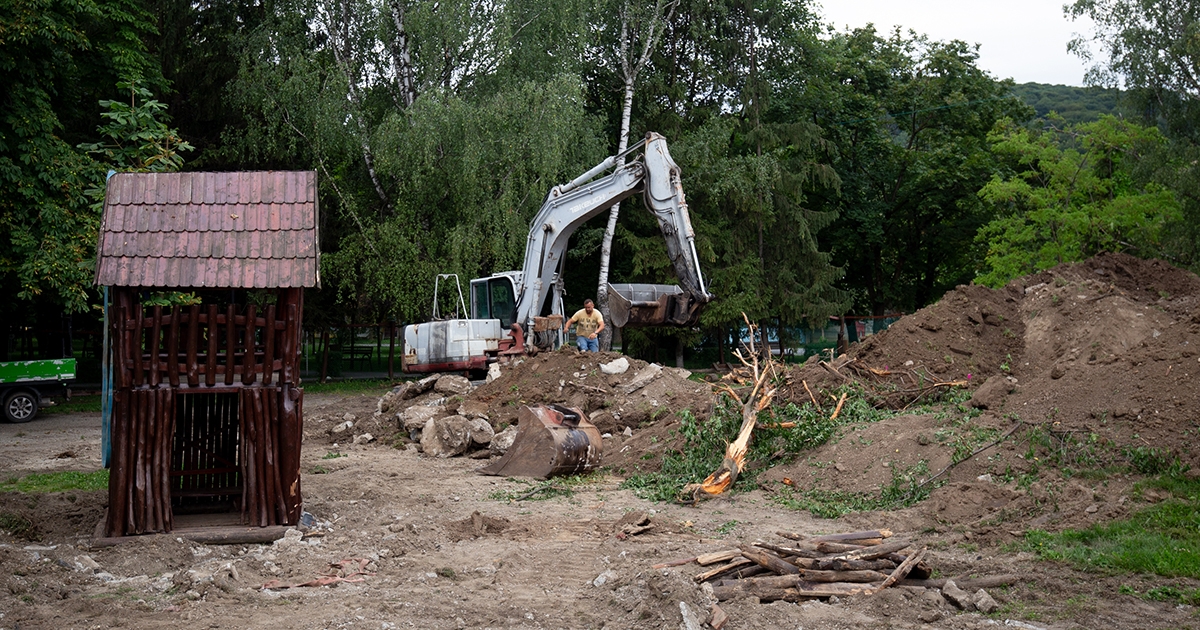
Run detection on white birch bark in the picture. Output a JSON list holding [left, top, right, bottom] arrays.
[[596, 0, 676, 351], [387, 0, 417, 109], [322, 0, 389, 205]]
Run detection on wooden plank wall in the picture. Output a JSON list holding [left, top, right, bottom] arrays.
[[106, 288, 305, 536], [236, 386, 303, 527]]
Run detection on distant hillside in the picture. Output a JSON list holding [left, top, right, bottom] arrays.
[[1011, 82, 1124, 124]]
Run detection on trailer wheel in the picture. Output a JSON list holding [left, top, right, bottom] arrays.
[[4, 390, 38, 423]]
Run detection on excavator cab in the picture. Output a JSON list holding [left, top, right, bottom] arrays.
[[469, 274, 517, 328], [470, 270, 564, 348]]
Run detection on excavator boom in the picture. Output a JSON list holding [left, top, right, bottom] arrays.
[[403, 132, 713, 373], [513, 132, 712, 333]]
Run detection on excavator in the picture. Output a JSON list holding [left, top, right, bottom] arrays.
[[399, 132, 712, 479], [401, 132, 713, 375]]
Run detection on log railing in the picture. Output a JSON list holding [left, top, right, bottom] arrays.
[[112, 289, 302, 390]]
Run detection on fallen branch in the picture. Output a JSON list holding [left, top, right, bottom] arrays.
[[871, 547, 926, 593], [819, 361, 849, 381], [829, 393, 848, 420], [261, 558, 373, 590], [905, 420, 1024, 497], [898, 380, 968, 410], [683, 315, 776, 502], [652, 555, 700, 569], [802, 380, 822, 411], [829, 539, 911, 561]]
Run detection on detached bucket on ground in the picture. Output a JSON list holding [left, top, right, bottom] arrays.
[[478, 405, 602, 479]]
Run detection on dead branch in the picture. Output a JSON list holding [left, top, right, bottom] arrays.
[[903, 420, 1023, 497], [685, 315, 777, 503], [829, 393, 848, 420], [802, 380, 822, 411]]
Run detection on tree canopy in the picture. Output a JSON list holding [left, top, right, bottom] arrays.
[[6, 0, 1200, 361]]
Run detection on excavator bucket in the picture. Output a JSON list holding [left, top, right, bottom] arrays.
[[478, 405, 602, 479], [607, 283, 706, 327]]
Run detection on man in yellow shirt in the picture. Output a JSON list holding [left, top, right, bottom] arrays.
[[563, 299, 605, 352]]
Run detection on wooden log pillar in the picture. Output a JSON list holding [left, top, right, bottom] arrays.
[[387, 322, 396, 379], [242, 304, 257, 385], [278, 384, 303, 525], [132, 304, 145, 387], [106, 388, 175, 536], [185, 304, 200, 387], [224, 304, 237, 386], [262, 304, 276, 385]]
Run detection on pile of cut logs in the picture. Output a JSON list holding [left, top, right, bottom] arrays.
[[659, 529, 934, 603]]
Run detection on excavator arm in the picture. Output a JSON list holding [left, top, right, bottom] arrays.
[[403, 132, 712, 374], [513, 132, 713, 333]]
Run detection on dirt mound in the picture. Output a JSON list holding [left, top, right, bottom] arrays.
[[763, 253, 1200, 535], [469, 349, 711, 432], [358, 252, 1200, 535]]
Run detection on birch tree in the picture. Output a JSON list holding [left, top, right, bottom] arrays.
[[594, 0, 677, 351]]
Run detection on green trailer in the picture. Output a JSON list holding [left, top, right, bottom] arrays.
[[0, 358, 76, 423]]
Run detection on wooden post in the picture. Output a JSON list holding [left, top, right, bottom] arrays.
[[117, 305, 131, 389], [278, 385, 303, 524], [387, 322, 395, 379], [205, 304, 218, 387], [224, 304, 236, 386], [106, 389, 128, 537], [263, 304, 276, 386], [148, 306, 163, 388], [185, 304, 199, 387], [132, 305, 145, 387], [320, 327, 330, 383], [166, 305, 180, 388], [280, 290, 299, 385], [242, 304, 256, 385]]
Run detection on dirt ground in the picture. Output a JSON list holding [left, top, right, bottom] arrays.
[[2, 253, 1200, 629]]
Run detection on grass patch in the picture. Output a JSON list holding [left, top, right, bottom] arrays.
[[302, 378, 397, 395], [0, 512, 39, 540], [620, 384, 897, 502], [489, 472, 603, 502], [41, 395, 102, 415], [1024, 475, 1200, 579], [771, 460, 937, 517], [0, 470, 109, 493]]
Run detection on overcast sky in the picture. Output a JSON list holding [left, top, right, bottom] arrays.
[[817, 1, 1096, 86]]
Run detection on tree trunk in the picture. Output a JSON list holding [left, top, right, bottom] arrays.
[[325, 3, 389, 206], [387, 0, 416, 109], [596, 0, 675, 351], [596, 75, 636, 352]]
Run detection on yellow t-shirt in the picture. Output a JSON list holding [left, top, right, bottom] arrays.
[[569, 309, 604, 337]]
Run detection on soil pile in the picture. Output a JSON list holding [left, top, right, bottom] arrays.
[[785, 252, 1200, 456], [761, 252, 1200, 537]]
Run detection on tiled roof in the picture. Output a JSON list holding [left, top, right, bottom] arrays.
[[94, 171, 320, 288]]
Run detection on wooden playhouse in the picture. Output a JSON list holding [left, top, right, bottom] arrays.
[[94, 171, 318, 538]]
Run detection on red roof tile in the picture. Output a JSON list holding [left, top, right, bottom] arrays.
[[94, 171, 319, 288]]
